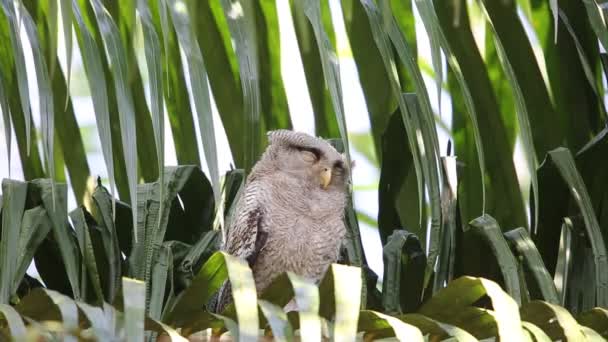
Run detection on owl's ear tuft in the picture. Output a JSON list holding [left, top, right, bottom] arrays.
[[267, 130, 284, 145]]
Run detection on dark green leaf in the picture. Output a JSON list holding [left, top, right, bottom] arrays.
[[167, 0, 220, 200], [16, 288, 79, 333], [377, 109, 419, 243], [578, 307, 608, 338], [70, 207, 104, 303], [164, 251, 227, 325], [434, 156, 458, 291], [420, 276, 525, 340], [13, 206, 52, 295], [0, 179, 28, 303], [437, 0, 527, 229], [521, 300, 585, 341], [90, 0, 139, 242], [546, 148, 608, 307], [31, 179, 81, 299], [504, 227, 559, 304], [467, 215, 522, 305], [382, 230, 426, 314]]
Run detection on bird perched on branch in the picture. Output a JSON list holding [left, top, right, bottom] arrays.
[[214, 130, 351, 313]]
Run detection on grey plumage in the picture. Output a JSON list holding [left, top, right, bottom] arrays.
[[214, 130, 350, 312]]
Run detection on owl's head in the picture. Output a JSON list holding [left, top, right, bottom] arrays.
[[264, 130, 351, 190]]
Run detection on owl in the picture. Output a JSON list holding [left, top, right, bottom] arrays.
[[214, 130, 351, 312]]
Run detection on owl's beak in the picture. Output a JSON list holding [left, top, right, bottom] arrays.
[[320, 168, 332, 189]]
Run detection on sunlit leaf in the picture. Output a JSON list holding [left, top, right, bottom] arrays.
[[122, 277, 145, 342], [0, 304, 26, 339]]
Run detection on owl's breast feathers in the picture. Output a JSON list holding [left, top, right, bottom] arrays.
[[215, 168, 347, 313]]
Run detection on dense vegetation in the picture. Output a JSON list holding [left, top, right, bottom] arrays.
[[0, 0, 607, 340]]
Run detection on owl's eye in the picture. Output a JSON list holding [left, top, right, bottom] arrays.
[[333, 160, 345, 175], [300, 150, 319, 163]]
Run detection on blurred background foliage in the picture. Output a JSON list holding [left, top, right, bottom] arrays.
[[0, 0, 608, 340]]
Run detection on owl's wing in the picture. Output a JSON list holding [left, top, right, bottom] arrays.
[[223, 180, 268, 265], [213, 181, 267, 313]]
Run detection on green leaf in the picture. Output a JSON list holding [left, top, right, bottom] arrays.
[[137, 0, 165, 233], [254, 1, 291, 131], [167, 0, 220, 201], [223, 253, 259, 341], [340, 0, 396, 159], [420, 276, 525, 340], [377, 109, 420, 243], [583, 0, 608, 52], [129, 166, 214, 308], [17, 288, 79, 334], [289, 0, 339, 139], [0, 54, 11, 177], [301, 0, 350, 162], [576, 127, 608, 258], [479, 0, 546, 231], [288, 273, 321, 341], [31, 180, 81, 299], [522, 321, 552, 342], [19, 4, 57, 208], [318, 264, 361, 340], [434, 156, 458, 291], [74, 301, 115, 340], [467, 215, 522, 305], [122, 277, 145, 342], [60, 0, 71, 99], [521, 300, 585, 341], [259, 300, 293, 341], [90, 0, 139, 242], [504, 227, 559, 304], [72, 0, 117, 212], [0, 304, 26, 338], [581, 326, 605, 341], [0, 0, 32, 154], [436, 0, 527, 229], [70, 207, 104, 303], [354, 0, 427, 229], [358, 310, 424, 341], [89, 185, 122, 303], [150, 0, 200, 166], [220, 0, 262, 172], [0, 180, 27, 303], [403, 93, 442, 284], [382, 230, 426, 314], [164, 251, 227, 325], [50, 63, 90, 204], [546, 148, 608, 307], [149, 243, 173, 321], [532, 1, 603, 149], [399, 313, 477, 341], [578, 307, 608, 338], [13, 206, 52, 295], [189, 0, 244, 167]]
